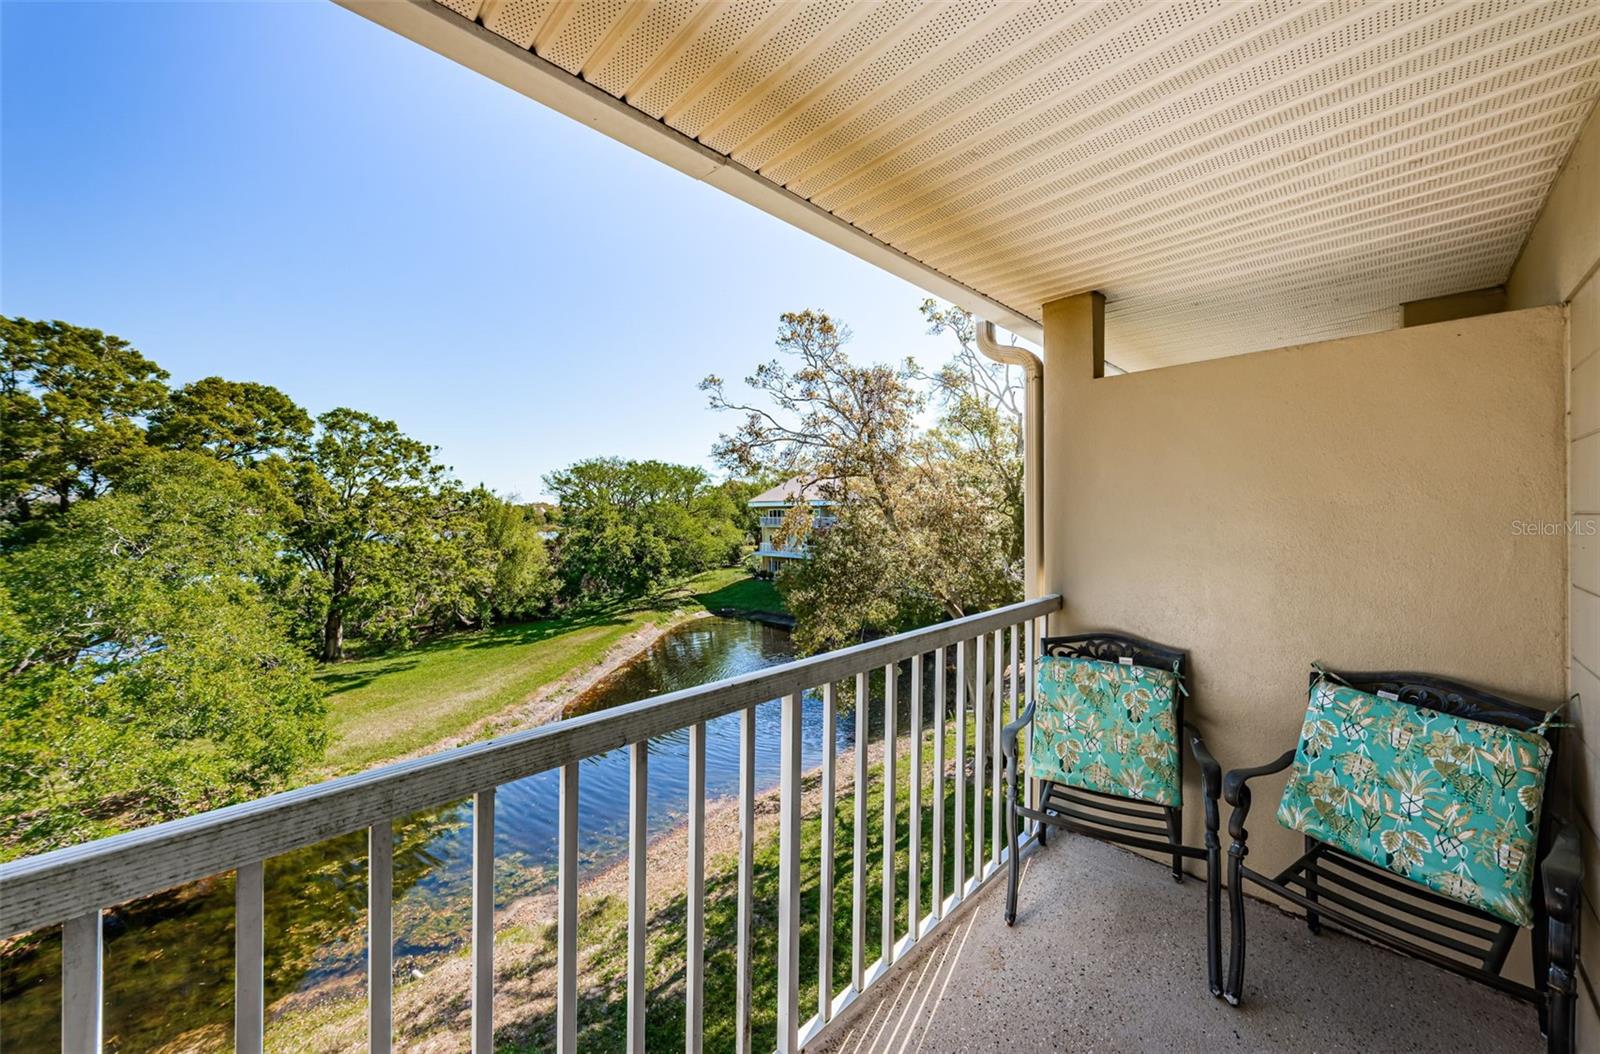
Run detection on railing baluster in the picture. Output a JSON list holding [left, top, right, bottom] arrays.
[[881, 662, 897, 965], [557, 763, 578, 1054], [1010, 623, 1020, 725], [973, 639, 985, 886], [909, 653, 922, 940], [687, 722, 706, 1054], [62, 909, 102, 1054], [851, 670, 867, 993], [1025, 619, 1037, 832], [4, 597, 1066, 1054], [628, 742, 648, 1054], [472, 789, 495, 1053], [992, 630, 1004, 872], [2, 598, 1062, 959], [235, 860, 264, 1054], [932, 645, 946, 920], [369, 822, 393, 1054], [954, 641, 967, 899], [736, 708, 755, 1054], [776, 693, 803, 1054], [819, 683, 836, 1021]]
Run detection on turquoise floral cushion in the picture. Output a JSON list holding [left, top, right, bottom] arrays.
[[1276, 679, 1552, 927], [1029, 656, 1181, 807]]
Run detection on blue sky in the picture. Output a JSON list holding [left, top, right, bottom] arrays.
[[1, 1, 969, 501]]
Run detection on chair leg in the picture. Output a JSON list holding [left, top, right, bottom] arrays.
[[1224, 843, 1248, 1006], [1005, 766, 1020, 927], [1166, 808, 1183, 882], [1220, 775, 1262, 1007], [1541, 822, 1583, 1052], [1303, 835, 1322, 935], [1542, 869, 1579, 1052], [1205, 833, 1222, 997], [1547, 976, 1573, 1053], [1203, 770, 1222, 1004], [1036, 781, 1050, 848], [1534, 868, 1552, 1038], [1545, 910, 1576, 1054]]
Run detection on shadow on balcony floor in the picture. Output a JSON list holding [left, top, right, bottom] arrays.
[[811, 834, 1539, 1054]]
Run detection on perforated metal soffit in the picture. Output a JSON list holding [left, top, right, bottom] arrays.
[[442, 0, 1600, 370]]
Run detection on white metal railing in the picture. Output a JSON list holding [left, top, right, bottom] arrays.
[[758, 513, 837, 528], [755, 542, 808, 558], [0, 594, 1060, 1054]]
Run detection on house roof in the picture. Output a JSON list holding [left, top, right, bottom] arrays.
[[345, 0, 1600, 370], [747, 476, 837, 507]]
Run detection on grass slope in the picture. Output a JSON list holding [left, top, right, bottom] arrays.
[[319, 569, 784, 773]]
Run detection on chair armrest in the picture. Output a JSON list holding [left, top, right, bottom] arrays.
[[1222, 750, 1297, 807], [1222, 748, 1296, 849], [1000, 700, 1036, 767], [1186, 724, 1222, 802], [1543, 820, 1583, 924]]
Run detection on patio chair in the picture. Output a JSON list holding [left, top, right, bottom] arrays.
[[1000, 632, 1226, 995], [1219, 668, 1582, 1053]]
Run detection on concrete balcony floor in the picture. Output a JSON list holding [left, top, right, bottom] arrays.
[[812, 834, 1538, 1054]]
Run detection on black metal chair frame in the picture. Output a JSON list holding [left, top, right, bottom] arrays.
[[1219, 669, 1583, 1053], [1000, 631, 1227, 996]]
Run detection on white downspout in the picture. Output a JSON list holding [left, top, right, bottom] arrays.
[[976, 320, 1044, 600]]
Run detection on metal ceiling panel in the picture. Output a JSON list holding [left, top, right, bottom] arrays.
[[405, 0, 1600, 368]]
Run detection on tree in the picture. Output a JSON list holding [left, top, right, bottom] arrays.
[[916, 298, 1025, 424], [704, 306, 1022, 653], [776, 501, 928, 653], [471, 490, 557, 622], [710, 476, 773, 542], [1, 317, 169, 523], [0, 452, 324, 856], [279, 408, 482, 660], [148, 376, 313, 465], [544, 457, 747, 600], [701, 310, 922, 506], [917, 299, 1025, 567], [551, 499, 673, 598]]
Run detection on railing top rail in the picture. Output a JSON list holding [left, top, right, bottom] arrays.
[[0, 594, 1059, 937]]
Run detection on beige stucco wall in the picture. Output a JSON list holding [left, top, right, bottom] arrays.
[[1041, 301, 1570, 888], [1507, 95, 1600, 1040]]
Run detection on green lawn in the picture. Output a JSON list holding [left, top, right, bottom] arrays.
[[688, 570, 786, 615], [317, 568, 785, 773]]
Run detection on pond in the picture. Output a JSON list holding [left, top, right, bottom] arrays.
[[0, 615, 886, 1052]]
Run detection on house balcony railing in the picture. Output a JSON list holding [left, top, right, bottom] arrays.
[[755, 542, 809, 558], [758, 513, 837, 529], [0, 594, 1061, 1054]]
